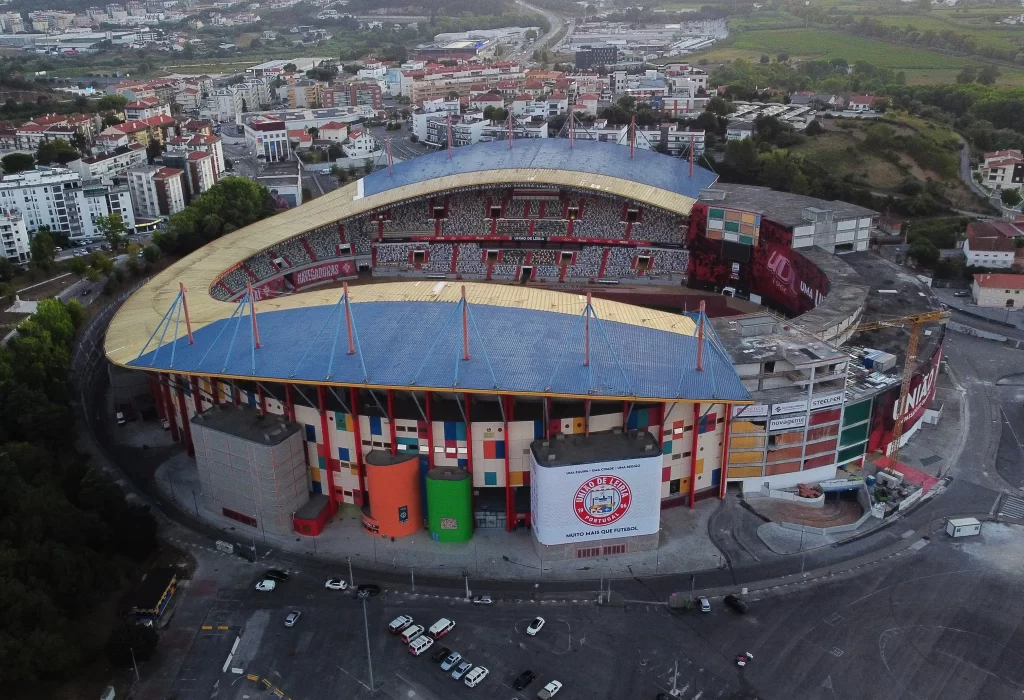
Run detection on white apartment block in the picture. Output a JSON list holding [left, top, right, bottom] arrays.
[[341, 129, 379, 158], [128, 166, 186, 219], [82, 183, 136, 237], [963, 235, 1015, 268], [68, 143, 148, 182], [0, 208, 29, 264], [244, 118, 291, 162], [572, 121, 706, 158], [979, 149, 1024, 193]]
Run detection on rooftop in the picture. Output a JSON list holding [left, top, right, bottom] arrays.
[[975, 273, 1024, 289], [699, 183, 876, 227], [967, 234, 1015, 252], [191, 403, 300, 445], [531, 429, 660, 468]]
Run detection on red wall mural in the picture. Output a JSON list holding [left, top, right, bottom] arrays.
[[686, 204, 829, 315], [868, 344, 943, 455]]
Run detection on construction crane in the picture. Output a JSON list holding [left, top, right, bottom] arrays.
[[850, 309, 950, 468]]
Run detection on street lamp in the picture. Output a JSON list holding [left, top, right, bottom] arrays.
[[462, 570, 470, 600], [360, 595, 375, 690]]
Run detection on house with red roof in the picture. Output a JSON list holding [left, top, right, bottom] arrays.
[[319, 121, 349, 142], [972, 272, 1024, 307], [979, 149, 1024, 194], [846, 95, 881, 112]]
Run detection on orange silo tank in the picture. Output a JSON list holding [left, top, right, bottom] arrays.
[[362, 450, 423, 539]]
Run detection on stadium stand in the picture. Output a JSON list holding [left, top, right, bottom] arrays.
[[455, 243, 484, 275], [532, 219, 569, 238], [375, 242, 422, 269], [495, 219, 530, 237], [530, 249, 560, 265], [633, 207, 684, 244], [278, 238, 312, 267], [565, 246, 603, 279], [425, 242, 454, 272], [347, 217, 373, 254], [500, 249, 527, 265], [385, 204, 433, 235], [603, 246, 637, 277], [248, 252, 277, 280], [643, 247, 688, 273]]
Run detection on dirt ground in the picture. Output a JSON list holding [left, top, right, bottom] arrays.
[[747, 495, 864, 527]]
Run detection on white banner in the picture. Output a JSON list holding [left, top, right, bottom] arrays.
[[769, 415, 806, 431], [530, 453, 662, 546], [810, 393, 844, 411], [771, 400, 808, 416]]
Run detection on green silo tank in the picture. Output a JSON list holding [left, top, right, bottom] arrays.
[[426, 466, 473, 542]]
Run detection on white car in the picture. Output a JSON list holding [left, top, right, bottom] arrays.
[[464, 665, 489, 688], [160, 418, 170, 430], [284, 610, 301, 627], [254, 579, 276, 592], [699, 596, 711, 613], [319, 168, 331, 175], [538, 680, 562, 698], [471, 595, 492, 605], [325, 578, 348, 590], [526, 616, 545, 636]]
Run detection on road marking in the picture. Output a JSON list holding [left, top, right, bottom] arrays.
[[1000, 494, 1024, 519], [829, 647, 844, 657]]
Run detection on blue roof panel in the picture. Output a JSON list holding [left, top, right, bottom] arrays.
[[362, 139, 718, 202], [131, 301, 748, 402]]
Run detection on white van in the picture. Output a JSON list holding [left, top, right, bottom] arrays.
[[428, 617, 455, 639], [388, 615, 413, 634], [408, 634, 434, 656], [400, 624, 424, 644], [464, 665, 489, 688]]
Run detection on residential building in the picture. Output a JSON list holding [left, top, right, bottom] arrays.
[[322, 81, 382, 110], [67, 143, 148, 182], [726, 120, 755, 141], [972, 272, 1024, 307], [572, 120, 705, 157], [963, 232, 1015, 268], [0, 208, 29, 264], [128, 165, 186, 219], [165, 133, 226, 178], [282, 80, 323, 109], [257, 160, 302, 209], [125, 97, 171, 121], [243, 116, 290, 162], [967, 220, 1024, 240], [401, 61, 525, 103], [422, 114, 486, 148], [846, 95, 879, 112], [576, 93, 599, 115], [82, 182, 136, 235], [341, 129, 378, 158], [979, 149, 1024, 193], [318, 121, 348, 142], [574, 45, 618, 70], [175, 86, 204, 112], [623, 78, 669, 102], [789, 92, 840, 108], [0, 167, 87, 240], [470, 93, 504, 111], [655, 93, 709, 116]]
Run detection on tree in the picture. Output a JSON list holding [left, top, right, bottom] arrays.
[[723, 138, 761, 182], [1002, 188, 1023, 207], [94, 214, 127, 252], [86, 268, 100, 282], [64, 299, 84, 329], [2, 152, 34, 173], [525, 28, 538, 40], [283, 62, 298, 72], [805, 119, 824, 136], [0, 257, 14, 282], [142, 244, 160, 264], [29, 230, 56, 269], [97, 94, 127, 111], [706, 96, 732, 117], [777, 53, 789, 63], [977, 65, 1001, 86], [307, 126, 319, 141], [909, 239, 940, 267], [162, 177, 272, 255], [759, 54, 770, 65], [409, 134, 419, 143], [105, 621, 159, 667], [956, 65, 977, 84], [249, 38, 262, 49], [363, 158, 374, 174], [68, 256, 88, 276], [36, 138, 79, 166]]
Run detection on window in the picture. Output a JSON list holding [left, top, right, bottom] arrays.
[[433, 206, 445, 218], [567, 206, 579, 220], [626, 209, 638, 223], [559, 251, 573, 265], [489, 205, 502, 218], [486, 249, 499, 263], [413, 250, 426, 264], [764, 360, 776, 373]]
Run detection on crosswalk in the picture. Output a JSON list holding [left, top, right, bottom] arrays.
[[999, 494, 1024, 520]]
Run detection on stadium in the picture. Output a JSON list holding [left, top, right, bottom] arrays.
[[104, 138, 945, 560]]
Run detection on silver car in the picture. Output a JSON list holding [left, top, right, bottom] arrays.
[[451, 660, 472, 680], [441, 651, 462, 671], [284, 610, 302, 627]]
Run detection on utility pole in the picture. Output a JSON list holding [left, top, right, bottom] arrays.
[[130, 646, 140, 682], [411, 566, 415, 592], [348, 556, 354, 587], [670, 659, 679, 697], [690, 574, 695, 601], [800, 525, 807, 576], [463, 570, 470, 600], [361, 596, 375, 690]]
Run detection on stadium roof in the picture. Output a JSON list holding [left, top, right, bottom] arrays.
[[127, 282, 749, 403], [360, 138, 718, 202]]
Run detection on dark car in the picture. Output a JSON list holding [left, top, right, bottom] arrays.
[[513, 669, 536, 690], [724, 594, 749, 614], [431, 646, 451, 662], [357, 583, 381, 597], [264, 569, 289, 581]]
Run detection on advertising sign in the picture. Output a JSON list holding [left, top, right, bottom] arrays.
[[771, 400, 808, 416], [733, 404, 769, 419], [291, 259, 358, 290], [769, 415, 807, 431], [530, 453, 662, 546], [868, 346, 943, 454], [810, 393, 844, 411]]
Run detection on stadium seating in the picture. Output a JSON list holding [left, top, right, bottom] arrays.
[[532, 219, 569, 238], [530, 249, 560, 265], [214, 267, 249, 299], [533, 265, 560, 279], [495, 219, 529, 237], [500, 249, 527, 265], [347, 217, 373, 255], [490, 263, 519, 279], [277, 238, 312, 267], [603, 246, 636, 277], [307, 226, 340, 260], [565, 246, 603, 279], [633, 207, 684, 245], [385, 203, 433, 234], [375, 242, 422, 269], [425, 242, 454, 272], [442, 204, 487, 237], [247, 252, 277, 280], [455, 243, 484, 275], [642, 247, 689, 273]]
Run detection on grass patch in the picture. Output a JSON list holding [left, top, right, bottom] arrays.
[[867, 13, 1023, 53], [731, 28, 969, 68]]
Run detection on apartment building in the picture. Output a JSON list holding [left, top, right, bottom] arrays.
[[979, 149, 1024, 193], [401, 62, 526, 102], [125, 97, 171, 121], [165, 133, 226, 178], [0, 168, 136, 240], [243, 116, 290, 162], [128, 165, 186, 218], [282, 80, 323, 108], [964, 232, 1015, 269], [67, 143, 148, 182], [321, 81, 382, 110], [0, 208, 29, 264]]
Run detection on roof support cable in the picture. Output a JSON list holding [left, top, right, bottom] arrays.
[[168, 294, 183, 369], [290, 382, 316, 412], [465, 300, 500, 390], [291, 296, 342, 379], [411, 299, 461, 387], [675, 314, 700, 399], [327, 385, 351, 415], [247, 293, 259, 376], [544, 311, 586, 393], [221, 293, 251, 375], [590, 310, 634, 397], [141, 289, 182, 366], [409, 390, 427, 423], [348, 296, 371, 383], [197, 297, 245, 372]]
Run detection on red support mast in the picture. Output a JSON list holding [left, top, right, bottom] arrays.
[[696, 300, 705, 371], [507, 112, 514, 149], [630, 115, 636, 158], [569, 109, 574, 149], [461, 285, 470, 361], [179, 282, 194, 345], [689, 133, 695, 177], [584, 292, 591, 367], [343, 282, 355, 355], [446, 114, 453, 159], [386, 136, 393, 176], [246, 281, 262, 349]]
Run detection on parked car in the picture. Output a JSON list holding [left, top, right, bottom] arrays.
[[265, 569, 289, 581], [699, 596, 711, 613], [160, 418, 170, 430], [464, 666, 489, 688], [319, 168, 331, 175], [954, 291, 970, 298], [441, 651, 462, 671], [724, 594, 748, 614], [388, 615, 414, 634], [537, 679, 562, 699], [428, 618, 455, 639], [400, 625, 424, 644], [409, 634, 434, 656], [513, 669, 536, 690], [325, 578, 348, 591], [254, 579, 276, 592], [736, 651, 754, 667], [431, 646, 451, 663], [357, 583, 381, 597], [80, 288, 91, 295], [526, 617, 545, 636], [451, 660, 472, 680], [284, 610, 301, 627], [116, 411, 126, 426], [471, 595, 492, 605]]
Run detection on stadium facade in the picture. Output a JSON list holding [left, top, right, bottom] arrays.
[[105, 139, 944, 557]]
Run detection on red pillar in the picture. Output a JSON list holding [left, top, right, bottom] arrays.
[[175, 375, 194, 456], [160, 373, 179, 441], [387, 389, 397, 456], [317, 385, 338, 514], [622, 400, 630, 429], [504, 395, 514, 531], [257, 383, 267, 416], [350, 387, 366, 505], [190, 375, 202, 416], [424, 391, 434, 470], [233, 383, 240, 406], [545, 397, 552, 439], [284, 383, 295, 422], [464, 393, 474, 513], [584, 399, 590, 437], [719, 405, 732, 500], [688, 403, 700, 508], [211, 379, 220, 405], [148, 375, 164, 420]]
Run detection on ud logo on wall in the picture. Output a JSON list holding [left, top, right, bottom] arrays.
[[398, 506, 408, 523], [574, 476, 632, 527]]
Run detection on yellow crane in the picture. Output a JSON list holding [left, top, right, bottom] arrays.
[[851, 309, 950, 468]]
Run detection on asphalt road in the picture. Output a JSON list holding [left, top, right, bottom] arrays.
[[152, 520, 1024, 700]]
